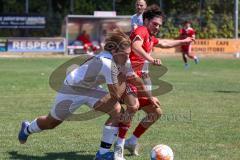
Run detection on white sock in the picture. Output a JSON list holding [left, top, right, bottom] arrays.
[[128, 135, 138, 145], [99, 125, 118, 155], [117, 138, 125, 147], [24, 119, 42, 135]]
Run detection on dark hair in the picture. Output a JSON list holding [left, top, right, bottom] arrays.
[[143, 4, 164, 21], [183, 20, 191, 25]]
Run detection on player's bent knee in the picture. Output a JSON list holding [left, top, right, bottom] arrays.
[[109, 104, 122, 117], [155, 108, 163, 118], [147, 108, 162, 123], [127, 103, 139, 113], [114, 105, 122, 114], [128, 99, 140, 112]]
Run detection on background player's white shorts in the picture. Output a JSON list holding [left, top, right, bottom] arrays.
[[50, 85, 108, 121]]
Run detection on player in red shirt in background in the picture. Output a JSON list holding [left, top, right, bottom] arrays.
[[114, 4, 195, 159], [76, 30, 97, 54], [179, 21, 199, 68]]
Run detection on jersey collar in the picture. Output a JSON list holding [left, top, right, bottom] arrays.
[[96, 50, 113, 60]]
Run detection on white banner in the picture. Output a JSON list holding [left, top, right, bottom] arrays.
[[7, 38, 65, 52]]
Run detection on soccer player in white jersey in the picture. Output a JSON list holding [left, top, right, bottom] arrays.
[[18, 29, 133, 160], [131, 0, 147, 30]]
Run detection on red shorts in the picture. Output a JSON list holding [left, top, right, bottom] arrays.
[[181, 45, 191, 53], [124, 83, 152, 108]]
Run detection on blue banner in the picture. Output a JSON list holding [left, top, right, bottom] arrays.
[[0, 39, 7, 52]]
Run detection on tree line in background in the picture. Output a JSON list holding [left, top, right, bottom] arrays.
[[0, 0, 237, 38]]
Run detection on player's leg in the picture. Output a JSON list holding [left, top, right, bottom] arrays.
[[125, 97, 162, 156], [93, 93, 124, 160], [186, 45, 199, 64], [18, 98, 72, 144], [18, 90, 81, 144], [182, 52, 188, 64], [114, 93, 139, 160], [18, 115, 62, 144], [18, 82, 97, 144], [84, 42, 94, 55], [94, 93, 122, 126], [181, 45, 189, 68], [182, 52, 189, 68], [117, 94, 139, 146], [134, 101, 162, 136]]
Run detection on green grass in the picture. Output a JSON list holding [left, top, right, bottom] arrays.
[[0, 57, 239, 160]]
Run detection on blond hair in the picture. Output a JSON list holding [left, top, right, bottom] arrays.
[[104, 29, 131, 52]]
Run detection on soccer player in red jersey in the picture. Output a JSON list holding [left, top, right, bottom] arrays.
[[114, 5, 195, 159], [179, 21, 199, 68], [76, 30, 97, 54]]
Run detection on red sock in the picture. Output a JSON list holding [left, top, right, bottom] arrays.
[[118, 123, 130, 139], [133, 124, 147, 138]]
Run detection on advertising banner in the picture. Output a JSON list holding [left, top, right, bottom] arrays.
[[7, 38, 65, 52], [191, 39, 240, 54], [0, 15, 46, 29], [0, 39, 7, 52], [155, 39, 240, 54]]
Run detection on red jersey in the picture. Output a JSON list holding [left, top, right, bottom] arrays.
[[179, 27, 195, 39], [179, 27, 195, 51], [77, 34, 91, 44], [129, 26, 159, 77]]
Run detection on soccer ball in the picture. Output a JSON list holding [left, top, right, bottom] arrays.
[[150, 144, 174, 160]]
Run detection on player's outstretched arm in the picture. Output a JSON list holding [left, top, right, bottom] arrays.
[[132, 38, 162, 66], [156, 37, 194, 48]]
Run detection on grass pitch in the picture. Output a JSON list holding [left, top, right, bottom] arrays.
[[0, 57, 239, 160]]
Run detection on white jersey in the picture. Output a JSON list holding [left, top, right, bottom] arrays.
[[51, 51, 134, 121], [65, 51, 133, 88]]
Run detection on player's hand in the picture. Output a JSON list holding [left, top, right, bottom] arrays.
[[183, 37, 195, 44], [118, 72, 127, 84], [153, 58, 162, 66], [150, 97, 161, 108], [133, 23, 138, 30]]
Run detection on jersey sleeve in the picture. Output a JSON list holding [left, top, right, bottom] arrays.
[[132, 27, 147, 42], [100, 58, 119, 84], [179, 29, 183, 35], [64, 65, 87, 85], [152, 36, 159, 46], [191, 29, 196, 36], [179, 29, 184, 38], [188, 28, 195, 37]]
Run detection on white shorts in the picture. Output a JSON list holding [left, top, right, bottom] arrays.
[[50, 85, 108, 121]]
